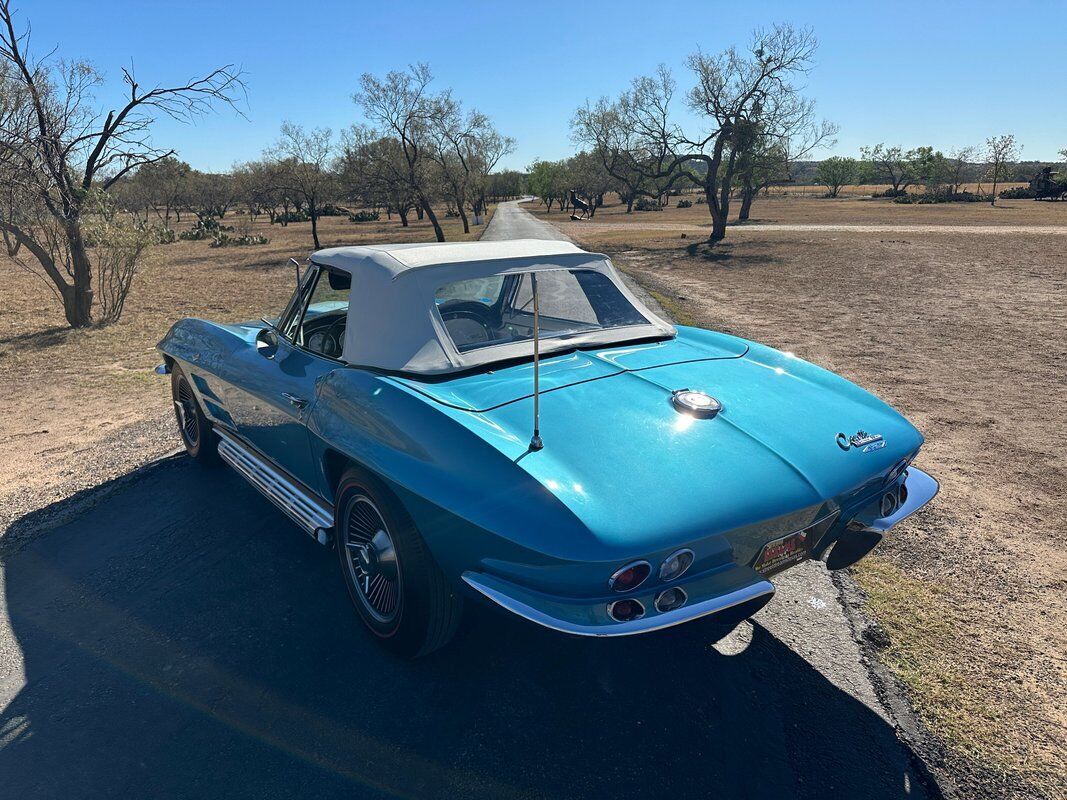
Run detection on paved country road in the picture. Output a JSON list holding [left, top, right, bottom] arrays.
[[0, 203, 941, 799]]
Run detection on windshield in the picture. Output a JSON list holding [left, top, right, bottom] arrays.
[[435, 269, 651, 353]]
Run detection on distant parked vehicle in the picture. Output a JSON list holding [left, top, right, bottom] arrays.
[[157, 240, 938, 656]]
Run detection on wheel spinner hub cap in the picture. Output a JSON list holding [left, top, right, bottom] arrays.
[[345, 498, 401, 623]]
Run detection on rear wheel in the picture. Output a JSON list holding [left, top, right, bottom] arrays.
[[170, 365, 218, 463], [336, 469, 462, 657]]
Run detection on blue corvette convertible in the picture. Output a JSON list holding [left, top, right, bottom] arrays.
[[157, 239, 938, 656]]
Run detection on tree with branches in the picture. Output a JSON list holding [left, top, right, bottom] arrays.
[[946, 145, 976, 196], [337, 131, 418, 225], [269, 122, 333, 248], [984, 134, 1019, 206], [574, 26, 834, 243], [354, 64, 446, 242], [425, 94, 513, 232], [0, 1, 243, 327], [814, 156, 857, 197]]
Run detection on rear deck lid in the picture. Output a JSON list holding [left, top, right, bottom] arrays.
[[391, 328, 748, 412]]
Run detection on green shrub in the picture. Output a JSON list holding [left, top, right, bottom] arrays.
[[676, 199, 693, 208], [348, 209, 380, 222], [998, 186, 1036, 200], [209, 232, 269, 248], [276, 210, 310, 224], [893, 191, 994, 204], [634, 197, 662, 211], [873, 188, 908, 198], [179, 218, 232, 240]]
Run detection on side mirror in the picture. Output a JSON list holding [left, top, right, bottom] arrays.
[[256, 327, 279, 359]]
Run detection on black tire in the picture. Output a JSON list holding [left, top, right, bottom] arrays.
[[336, 468, 462, 657], [170, 365, 219, 464]]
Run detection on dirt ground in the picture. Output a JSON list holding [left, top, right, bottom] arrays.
[[525, 194, 1067, 798], [0, 210, 490, 540]]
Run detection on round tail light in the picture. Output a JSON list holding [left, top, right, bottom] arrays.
[[608, 598, 645, 622], [654, 587, 688, 613], [659, 548, 695, 582], [609, 561, 651, 592]]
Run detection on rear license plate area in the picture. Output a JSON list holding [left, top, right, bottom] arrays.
[[753, 529, 812, 576]]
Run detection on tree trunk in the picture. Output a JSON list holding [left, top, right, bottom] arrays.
[[309, 200, 321, 249], [416, 205, 424, 221], [65, 220, 94, 327], [991, 169, 999, 206], [705, 186, 727, 242], [737, 186, 755, 221], [421, 198, 445, 242], [626, 195, 634, 213], [398, 208, 409, 227], [458, 205, 470, 234]]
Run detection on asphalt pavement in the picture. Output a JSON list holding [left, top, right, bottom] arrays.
[[0, 202, 939, 799]]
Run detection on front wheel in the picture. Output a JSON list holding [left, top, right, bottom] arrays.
[[336, 469, 462, 657], [170, 365, 218, 463]]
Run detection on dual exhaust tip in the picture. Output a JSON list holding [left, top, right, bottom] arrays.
[[879, 481, 909, 518]]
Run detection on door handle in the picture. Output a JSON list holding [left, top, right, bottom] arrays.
[[282, 392, 308, 409]]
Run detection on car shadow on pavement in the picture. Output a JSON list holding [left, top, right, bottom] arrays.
[[0, 457, 935, 800]]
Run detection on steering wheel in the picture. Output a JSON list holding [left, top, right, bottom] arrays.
[[321, 313, 347, 357], [440, 301, 496, 349]]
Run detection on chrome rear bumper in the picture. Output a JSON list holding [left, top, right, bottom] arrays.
[[855, 466, 939, 533], [462, 570, 774, 637]]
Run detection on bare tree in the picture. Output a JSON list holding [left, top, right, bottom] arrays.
[[187, 171, 236, 221], [354, 64, 446, 241], [269, 122, 333, 248], [984, 134, 1019, 206], [859, 144, 922, 194], [426, 95, 513, 232], [233, 158, 286, 223], [946, 145, 975, 195], [574, 26, 833, 243], [133, 156, 190, 227], [338, 129, 419, 225], [566, 151, 615, 217], [0, 1, 244, 327], [572, 94, 659, 213]]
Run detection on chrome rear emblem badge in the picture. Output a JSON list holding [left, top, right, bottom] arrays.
[[836, 430, 884, 451]]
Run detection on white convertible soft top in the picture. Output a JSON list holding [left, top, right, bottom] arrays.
[[311, 240, 676, 375]]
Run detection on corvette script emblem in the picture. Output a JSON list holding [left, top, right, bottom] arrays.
[[836, 429, 885, 452]]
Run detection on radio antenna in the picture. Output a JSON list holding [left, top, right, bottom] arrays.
[[529, 272, 544, 451]]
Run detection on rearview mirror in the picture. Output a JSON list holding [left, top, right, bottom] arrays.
[[328, 270, 351, 291]]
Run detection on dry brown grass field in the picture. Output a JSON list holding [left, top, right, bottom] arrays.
[[544, 188, 1060, 229], [530, 194, 1067, 797], [764, 182, 1028, 198], [0, 209, 491, 536]]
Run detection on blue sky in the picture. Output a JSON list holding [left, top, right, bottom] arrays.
[[25, 1, 1067, 171]]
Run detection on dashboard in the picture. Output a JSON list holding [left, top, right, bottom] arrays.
[[301, 310, 346, 358]]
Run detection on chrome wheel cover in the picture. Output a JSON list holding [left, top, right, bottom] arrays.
[[344, 495, 401, 624], [175, 378, 200, 447]]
